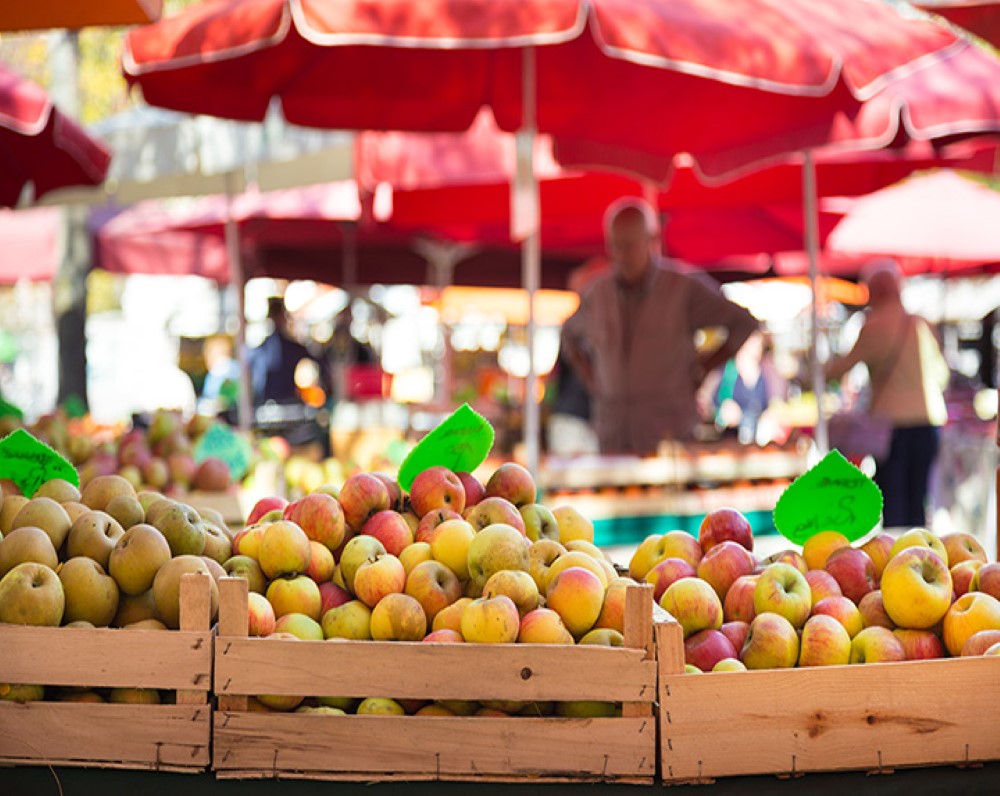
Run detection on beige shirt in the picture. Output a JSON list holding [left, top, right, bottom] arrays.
[[564, 263, 758, 454], [829, 306, 948, 427]]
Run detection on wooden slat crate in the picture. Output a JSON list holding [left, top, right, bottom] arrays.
[[0, 572, 214, 773], [656, 615, 1000, 784], [213, 577, 660, 783]]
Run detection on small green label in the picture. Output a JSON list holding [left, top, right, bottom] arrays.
[[773, 449, 883, 544], [0, 398, 23, 420], [398, 403, 494, 491], [0, 428, 79, 498], [193, 423, 253, 481], [61, 394, 87, 419]]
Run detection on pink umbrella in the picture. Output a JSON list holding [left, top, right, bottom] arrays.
[[826, 170, 1000, 272], [914, 1, 1000, 48], [0, 61, 111, 207]]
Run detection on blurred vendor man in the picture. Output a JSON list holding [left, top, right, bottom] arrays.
[[249, 296, 315, 406], [561, 198, 758, 455]]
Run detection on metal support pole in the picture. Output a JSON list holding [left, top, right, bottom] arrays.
[[224, 173, 253, 431], [803, 150, 828, 454], [519, 47, 541, 479]]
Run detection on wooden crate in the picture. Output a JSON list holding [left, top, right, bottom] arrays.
[[213, 577, 660, 783], [656, 616, 1000, 784], [0, 573, 214, 773]]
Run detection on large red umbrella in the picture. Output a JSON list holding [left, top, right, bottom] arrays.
[[826, 169, 1000, 272], [0, 62, 111, 207], [123, 0, 966, 183], [914, 1, 1000, 48]]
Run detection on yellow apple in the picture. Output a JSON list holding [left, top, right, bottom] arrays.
[[460, 595, 520, 643], [551, 506, 594, 545], [546, 566, 605, 638], [881, 547, 952, 629], [370, 593, 427, 641], [399, 541, 432, 575], [482, 569, 539, 618], [517, 607, 574, 644], [889, 528, 948, 566], [431, 597, 472, 633], [321, 599, 372, 640], [528, 538, 567, 592], [544, 550, 609, 593], [429, 519, 476, 581], [802, 531, 849, 571], [943, 592, 1000, 657]]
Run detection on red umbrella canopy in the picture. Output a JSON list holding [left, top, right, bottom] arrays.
[[123, 0, 964, 182], [357, 112, 999, 265], [825, 169, 1000, 273], [0, 62, 112, 207], [914, 1, 1000, 47]]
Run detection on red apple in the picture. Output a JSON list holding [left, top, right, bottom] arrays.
[[318, 581, 352, 616], [644, 558, 697, 603], [284, 493, 346, 552], [698, 508, 753, 553], [415, 508, 463, 544], [812, 596, 863, 638], [697, 540, 755, 601], [720, 620, 749, 653], [722, 574, 758, 624], [193, 458, 231, 491], [824, 547, 876, 605], [684, 628, 737, 672], [456, 472, 484, 507], [857, 590, 896, 630], [483, 463, 537, 508], [960, 629, 1000, 656], [339, 473, 391, 531], [362, 510, 414, 557], [247, 496, 289, 527], [893, 628, 945, 660], [372, 473, 404, 512], [805, 569, 843, 606], [410, 466, 466, 518], [971, 562, 1000, 601], [859, 532, 895, 581], [951, 560, 984, 598], [760, 549, 808, 575], [463, 497, 526, 535]]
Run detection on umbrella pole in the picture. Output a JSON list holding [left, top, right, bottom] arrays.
[[224, 173, 253, 432], [518, 46, 542, 480], [803, 149, 828, 454]]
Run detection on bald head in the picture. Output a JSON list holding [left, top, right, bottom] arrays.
[[861, 258, 902, 307], [605, 199, 661, 286]]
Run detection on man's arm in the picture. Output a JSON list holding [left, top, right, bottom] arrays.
[[825, 321, 874, 382], [560, 306, 595, 394], [685, 277, 759, 385]]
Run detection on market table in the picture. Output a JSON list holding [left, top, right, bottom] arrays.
[[6, 761, 1000, 796]]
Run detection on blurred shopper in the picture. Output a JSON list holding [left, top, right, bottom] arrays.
[[249, 296, 315, 406], [713, 331, 787, 445], [826, 259, 949, 527], [561, 198, 758, 455], [199, 334, 240, 416]]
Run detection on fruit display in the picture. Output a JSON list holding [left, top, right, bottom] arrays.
[[21, 408, 240, 496], [0, 471, 227, 705], [633, 509, 1000, 672], [216, 461, 642, 717]]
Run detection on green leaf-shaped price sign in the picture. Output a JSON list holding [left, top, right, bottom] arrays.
[[398, 403, 495, 491], [773, 450, 883, 545], [0, 428, 79, 498], [193, 423, 253, 481]]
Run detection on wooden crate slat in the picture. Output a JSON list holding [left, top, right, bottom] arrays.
[[660, 656, 1000, 782], [215, 637, 655, 702], [213, 712, 654, 779], [0, 624, 212, 690], [0, 702, 210, 769], [216, 771, 651, 784]]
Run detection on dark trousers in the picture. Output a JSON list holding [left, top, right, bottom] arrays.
[[875, 425, 940, 528]]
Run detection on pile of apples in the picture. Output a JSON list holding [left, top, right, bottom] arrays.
[[30, 408, 233, 495], [224, 463, 629, 716], [631, 510, 1000, 672], [0, 473, 238, 704]]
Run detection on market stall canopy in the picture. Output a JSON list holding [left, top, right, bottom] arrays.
[[826, 170, 1000, 273], [0, 207, 60, 283], [123, 0, 967, 182], [0, 61, 111, 207], [94, 180, 363, 282], [0, 0, 161, 31], [914, 1, 1000, 47], [40, 104, 354, 206], [358, 112, 999, 268]]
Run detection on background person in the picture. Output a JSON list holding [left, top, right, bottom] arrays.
[[561, 198, 758, 455], [825, 259, 949, 528]]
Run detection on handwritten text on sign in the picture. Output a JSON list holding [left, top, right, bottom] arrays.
[[773, 450, 883, 544]]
